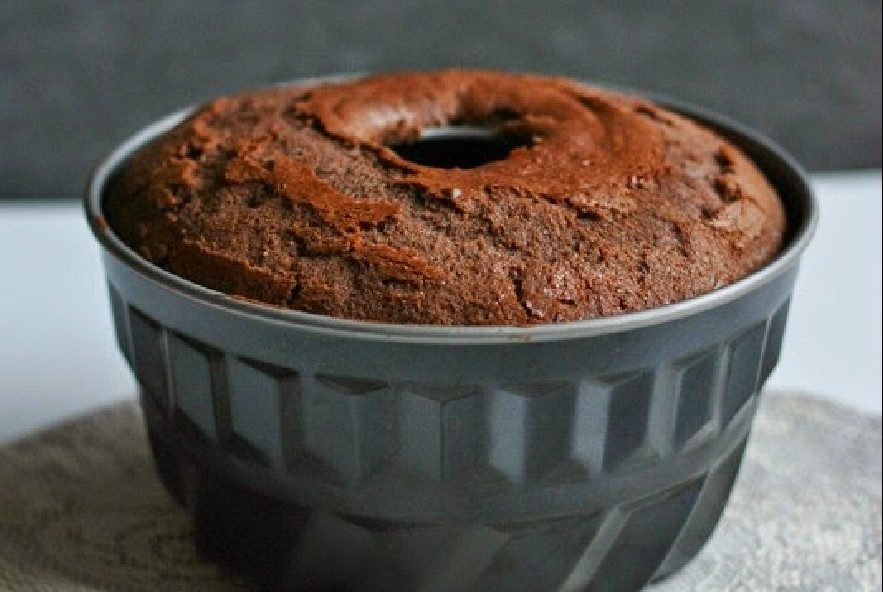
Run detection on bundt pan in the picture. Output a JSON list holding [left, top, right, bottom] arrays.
[[85, 76, 817, 592]]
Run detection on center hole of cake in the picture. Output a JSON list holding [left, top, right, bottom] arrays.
[[388, 126, 532, 169]]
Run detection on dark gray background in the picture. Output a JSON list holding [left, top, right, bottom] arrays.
[[3, 1, 881, 200]]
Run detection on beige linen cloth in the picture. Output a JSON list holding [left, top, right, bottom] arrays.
[[0, 392, 880, 592]]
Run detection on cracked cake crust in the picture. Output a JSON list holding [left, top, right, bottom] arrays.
[[105, 70, 786, 325]]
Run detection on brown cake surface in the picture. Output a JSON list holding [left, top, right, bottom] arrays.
[[105, 70, 786, 325]]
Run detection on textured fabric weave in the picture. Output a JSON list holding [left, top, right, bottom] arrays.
[[0, 392, 879, 591]]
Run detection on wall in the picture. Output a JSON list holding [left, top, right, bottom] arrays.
[[2, 1, 880, 199]]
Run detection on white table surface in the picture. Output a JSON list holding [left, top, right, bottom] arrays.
[[1, 171, 880, 443]]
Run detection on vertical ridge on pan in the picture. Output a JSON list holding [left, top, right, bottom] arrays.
[[302, 374, 396, 485], [721, 320, 768, 426], [602, 370, 658, 473], [572, 378, 611, 475], [759, 298, 791, 383], [127, 306, 172, 414], [166, 331, 220, 439], [398, 383, 487, 481], [226, 356, 301, 469], [107, 282, 132, 365], [488, 381, 575, 483], [673, 346, 724, 450], [646, 362, 679, 458]]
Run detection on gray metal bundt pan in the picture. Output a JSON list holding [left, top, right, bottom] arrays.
[[85, 77, 817, 592]]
